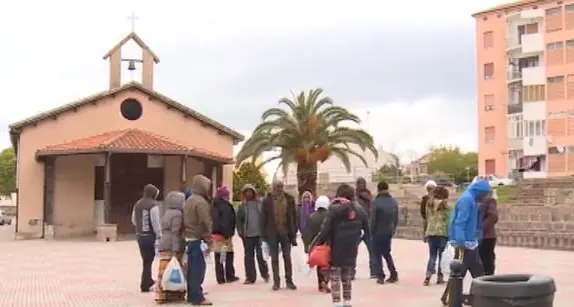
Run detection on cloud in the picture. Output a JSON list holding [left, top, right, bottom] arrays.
[[0, 0, 506, 153]]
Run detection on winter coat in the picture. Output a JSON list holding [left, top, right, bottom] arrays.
[[157, 192, 186, 252], [302, 208, 328, 253], [316, 198, 370, 267], [211, 196, 237, 239]]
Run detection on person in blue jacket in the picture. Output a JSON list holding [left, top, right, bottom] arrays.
[[440, 179, 491, 306]]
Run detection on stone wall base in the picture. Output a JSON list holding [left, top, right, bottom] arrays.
[[96, 224, 117, 242]]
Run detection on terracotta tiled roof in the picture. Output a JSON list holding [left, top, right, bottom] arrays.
[[36, 129, 234, 163], [9, 82, 244, 144], [473, 0, 548, 17]]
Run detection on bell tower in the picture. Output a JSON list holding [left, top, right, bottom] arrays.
[[102, 12, 160, 90]]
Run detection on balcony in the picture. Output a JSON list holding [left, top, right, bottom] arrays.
[[522, 66, 545, 85], [506, 37, 522, 51], [507, 70, 522, 83], [507, 103, 523, 114], [520, 9, 544, 19], [521, 33, 544, 53], [508, 138, 524, 150]]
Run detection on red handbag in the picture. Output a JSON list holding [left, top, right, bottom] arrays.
[[308, 244, 331, 268]]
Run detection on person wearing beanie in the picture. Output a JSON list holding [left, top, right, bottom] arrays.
[[421, 180, 438, 236], [423, 186, 450, 286], [211, 186, 240, 284], [302, 195, 331, 293]]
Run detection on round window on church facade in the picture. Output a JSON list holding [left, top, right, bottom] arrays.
[[120, 98, 143, 121]]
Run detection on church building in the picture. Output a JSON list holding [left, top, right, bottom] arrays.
[[8, 30, 243, 239]]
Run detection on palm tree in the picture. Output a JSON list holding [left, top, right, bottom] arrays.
[[236, 88, 378, 196]]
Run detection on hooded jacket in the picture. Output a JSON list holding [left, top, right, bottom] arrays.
[[157, 192, 186, 252], [449, 180, 492, 246], [236, 184, 262, 238], [131, 184, 161, 237], [356, 177, 373, 216], [316, 197, 370, 267], [298, 191, 315, 233], [183, 175, 213, 245], [211, 195, 236, 239]]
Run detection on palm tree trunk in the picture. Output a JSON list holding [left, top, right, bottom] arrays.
[[296, 162, 318, 198]]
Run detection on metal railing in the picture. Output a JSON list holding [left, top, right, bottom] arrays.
[[507, 70, 522, 80]]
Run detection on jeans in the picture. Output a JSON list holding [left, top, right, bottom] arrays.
[[356, 235, 375, 277], [186, 240, 206, 303], [426, 236, 447, 276], [478, 238, 496, 275], [243, 236, 269, 282], [372, 235, 397, 278], [136, 234, 156, 291], [268, 233, 293, 282]]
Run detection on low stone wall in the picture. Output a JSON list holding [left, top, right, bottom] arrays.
[[396, 204, 574, 251]]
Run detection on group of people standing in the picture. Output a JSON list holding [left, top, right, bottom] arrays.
[[130, 173, 499, 307], [419, 179, 499, 306]]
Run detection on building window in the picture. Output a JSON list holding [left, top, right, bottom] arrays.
[[484, 63, 494, 80], [484, 94, 494, 111], [483, 31, 493, 48], [547, 42, 563, 49], [566, 4, 574, 12], [548, 76, 565, 100], [525, 23, 539, 34], [485, 126, 495, 144], [547, 42, 564, 65], [523, 85, 546, 102], [485, 159, 496, 175], [546, 7, 561, 15], [567, 41, 574, 63], [546, 7, 563, 32], [120, 98, 143, 120], [519, 55, 540, 68]]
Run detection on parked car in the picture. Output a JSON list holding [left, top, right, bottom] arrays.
[[472, 175, 515, 187], [0, 210, 11, 226], [434, 178, 456, 187]]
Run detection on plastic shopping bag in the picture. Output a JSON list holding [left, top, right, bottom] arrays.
[[296, 249, 313, 276], [440, 244, 455, 276], [261, 241, 270, 261], [161, 256, 187, 292]]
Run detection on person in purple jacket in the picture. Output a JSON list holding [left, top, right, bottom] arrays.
[[298, 191, 315, 234]]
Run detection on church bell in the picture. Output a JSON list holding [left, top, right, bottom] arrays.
[[127, 60, 136, 71]]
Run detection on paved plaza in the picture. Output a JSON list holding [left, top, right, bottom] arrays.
[[0, 225, 572, 306]]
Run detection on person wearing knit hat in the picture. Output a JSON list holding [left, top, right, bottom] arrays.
[[211, 186, 240, 284], [302, 195, 331, 293], [421, 180, 438, 237]]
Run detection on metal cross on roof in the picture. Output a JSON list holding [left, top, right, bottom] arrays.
[[127, 11, 139, 32]]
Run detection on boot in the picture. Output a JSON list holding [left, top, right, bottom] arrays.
[[386, 272, 398, 283], [214, 253, 225, 284], [225, 252, 240, 283], [286, 279, 297, 290], [272, 280, 280, 291]]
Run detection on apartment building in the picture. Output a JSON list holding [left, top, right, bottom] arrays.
[[475, 0, 574, 179]]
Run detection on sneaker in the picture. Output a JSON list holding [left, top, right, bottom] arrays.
[[243, 280, 255, 285], [376, 277, 385, 285], [423, 276, 431, 286]]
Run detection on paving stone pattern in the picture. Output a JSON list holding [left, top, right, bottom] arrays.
[[0, 228, 572, 307]]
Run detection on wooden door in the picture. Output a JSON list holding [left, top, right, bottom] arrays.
[[111, 154, 147, 234]]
